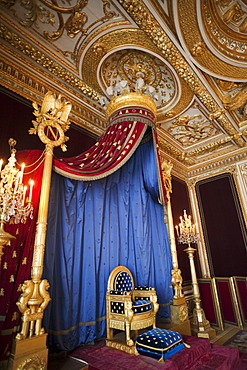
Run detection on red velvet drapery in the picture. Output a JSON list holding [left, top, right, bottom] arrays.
[[0, 150, 44, 364], [53, 105, 167, 203]]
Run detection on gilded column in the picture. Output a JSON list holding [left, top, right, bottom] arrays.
[[9, 92, 71, 370]]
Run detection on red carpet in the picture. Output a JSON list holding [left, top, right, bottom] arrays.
[[69, 335, 247, 370]]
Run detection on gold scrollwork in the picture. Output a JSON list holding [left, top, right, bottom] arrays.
[[43, 0, 89, 41], [168, 114, 216, 146], [222, 83, 247, 120], [223, 2, 245, 24], [0, 0, 16, 8], [179, 303, 188, 322], [19, 0, 55, 28], [17, 355, 46, 370]]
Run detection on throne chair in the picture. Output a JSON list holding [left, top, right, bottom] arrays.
[[106, 265, 159, 347]]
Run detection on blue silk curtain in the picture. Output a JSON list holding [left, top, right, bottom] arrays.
[[43, 138, 173, 352]]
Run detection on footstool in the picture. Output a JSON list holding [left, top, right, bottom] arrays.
[[135, 328, 187, 362]]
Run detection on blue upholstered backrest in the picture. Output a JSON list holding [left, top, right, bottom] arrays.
[[114, 271, 133, 291]]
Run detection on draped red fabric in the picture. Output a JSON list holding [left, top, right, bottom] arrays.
[[53, 105, 167, 203], [0, 150, 44, 364]]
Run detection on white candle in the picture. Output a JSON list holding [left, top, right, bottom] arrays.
[[29, 180, 34, 202], [19, 163, 25, 184], [175, 225, 179, 237], [0, 159, 3, 173], [22, 185, 27, 205]]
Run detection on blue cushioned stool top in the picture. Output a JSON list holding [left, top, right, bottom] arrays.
[[136, 328, 185, 361]]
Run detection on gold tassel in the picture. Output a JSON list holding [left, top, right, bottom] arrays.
[[158, 355, 164, 363]]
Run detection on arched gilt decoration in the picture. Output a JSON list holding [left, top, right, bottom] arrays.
[[174, 0, 247, 80]]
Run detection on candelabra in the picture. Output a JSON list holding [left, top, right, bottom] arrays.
[[0, 139, 34, 262], [176, 210, 216, 339]]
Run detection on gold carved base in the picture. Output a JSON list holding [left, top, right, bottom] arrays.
[[106, 338, 136, 355], [8, 334, 48, 370], [191, 308, 216, 340], [191, 325, 216, 340]]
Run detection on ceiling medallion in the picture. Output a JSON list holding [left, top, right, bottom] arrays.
[[101, 50, 177, 110]]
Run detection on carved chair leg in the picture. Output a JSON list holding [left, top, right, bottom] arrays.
[[107, 325, 113, 339], [125, 323, 134, 346]]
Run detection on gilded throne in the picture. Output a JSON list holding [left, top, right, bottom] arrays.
[[106, 266, 159, 347]]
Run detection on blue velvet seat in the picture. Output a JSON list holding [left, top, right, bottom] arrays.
[[106, 266, 159, 347], [136, 328, 186, 362]]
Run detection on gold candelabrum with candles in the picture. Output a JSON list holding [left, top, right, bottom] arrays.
[[176, 210, 216, 339], [0, 139, 34, 263], [161, 161, 190, 333], [9, 92, 72, 370]]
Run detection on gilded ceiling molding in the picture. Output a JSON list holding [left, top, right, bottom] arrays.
[[0, 21, 101, 102], [81, 28, 161, 93], [0, 57, 106, 136], [202, 0, 247, 62], [82, 28, 194, 118], [187, 136, 234, 157], [158, 136, 195, 165], [118, 0, 245, 148], [0, 0, 126, 67], [176, 0, 247, 78]]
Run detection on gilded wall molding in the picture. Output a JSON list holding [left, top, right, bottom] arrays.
[[234, 162, 247, 229], [118, 0, 245, 148], [187, 153, 247, 181], [240, 163, 247, 188], [187, 163, 247, 248], [0, 57, 106, 136], [187, 136, 238, 157]]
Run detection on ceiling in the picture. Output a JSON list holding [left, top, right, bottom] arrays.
[[0, 0, 247, 180]]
